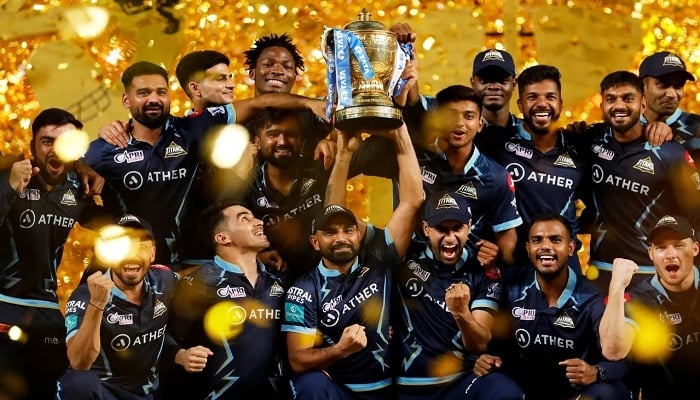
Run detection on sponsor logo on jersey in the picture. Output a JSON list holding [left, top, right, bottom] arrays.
[[61, 189, 77, 206], [164, 141, 187, 158], [553, 311, 575, 328], [660, 311, 682, 325], [114, 150, 145, 164], [110, 326, 167, 352], [107, 312, 134, 325], [512, 307, 536, 320], [486, 282, 501, 300], [505, 142, 533, 159], [207, 105, 226, 115], [322, 295, 343, 312], [300, 179, 316, 196], [65, 315, 78, 331], [456, 182, 478, 199], [285, 303, 305, 323], [123, 171, 144, 190], [18, 210, 74, 229], [421, 168, 437, 184], [65, 300, 87, 314], [287, 287, 313, 304], [20, 188, 41, 200], [270, 281, 285, 297], [553, 152, 576, 168], [153, 299, 167, 318], [217, 285, 246, 299], [632, 157, 655, 175], [592, 145, 615, 161], [591, 164, 650, 195], [407, 260, 430, 281], [256, 196, 278, 208], [405, 278, 424, 297]]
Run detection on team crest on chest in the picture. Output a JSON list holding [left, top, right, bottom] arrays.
[[164, 141, 187, 158], [153, 299, 167, 318], [632, 157, 655, 175], [456, 182, 478, 199], [553, 311, 575, 328], [269, 281, 285, 297], [61, 189, 77, 206], [553, 152, 576, 168], [300, 179, 316, 196]]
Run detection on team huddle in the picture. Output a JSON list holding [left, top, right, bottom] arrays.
[[1, 22, 699, 400]]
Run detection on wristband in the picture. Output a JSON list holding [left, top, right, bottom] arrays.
[[89, 302, 105, 312]]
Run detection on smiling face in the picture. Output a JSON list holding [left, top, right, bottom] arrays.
[[648, 230, 699, 292], [643, 74, 686, 121], [526, 219, 575, 278], [600, 83, 643, 135], [110, 229, 155, 290], [192, 63, 234, 108], [470, 70, 516, 113], [122, 74, 171, 129], [215, 205, 270, 251], [310, 215, 361, 266], [249, 46, 297, 95], [254, 114, 303, 168], [437, 100, 483, 150], [422, 219, 470, 266], [517, 79, 562, 136]]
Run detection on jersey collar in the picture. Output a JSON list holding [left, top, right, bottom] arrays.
[[214, 255, 266, 275], [533, 266, 578, 308], [641, 107, 682, 126], [317, 257, 360, 277], [432, 139, 481, 175]]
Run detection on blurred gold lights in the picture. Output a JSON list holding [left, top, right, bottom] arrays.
[[206, 124, 251, 169], [53, 128, 89, 162], [93, 225, 137, 266]]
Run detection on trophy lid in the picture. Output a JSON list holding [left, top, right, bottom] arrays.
[[343, 8, 387, 31]]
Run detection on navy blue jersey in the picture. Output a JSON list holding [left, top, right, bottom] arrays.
[[587, 124, 700, 274], [626, 271, 700, 399], [354, 136, 522, 243], [281, 228, 398, 392], [240, 159, 329, 276], [84, 106, 232, 265], [499, 269, 618, 398], [169, 256, 288, 397], [64, 266, 179, 396], [0, 171, 104, 307], [393, 240, 501, 387], [642, 108, 700, 168]]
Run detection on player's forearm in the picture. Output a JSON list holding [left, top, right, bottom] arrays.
[[495, 230, 517, 266], [325, 151, 353, 207], [394, 126, 424, 209], [253, 93, 321, 112], [66, 308, 104, 370], [288, 344, 348, 374], [599, 290, 632, 360], [454, 313, 491, 353]]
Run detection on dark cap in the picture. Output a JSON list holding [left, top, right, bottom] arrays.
[[473, 49, 516, 77], [639, 51, 695, 81], [648, 215, 696, 243], [423, 191, 472, 227], [116, 214, 155, 240], [312, 204, 357, 233]]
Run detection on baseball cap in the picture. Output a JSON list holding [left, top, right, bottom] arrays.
[[423, 191, 472, 227], [473, 49, 516, 77], [647, 215, 696, 243], [312, 204, 357, 233], [639, 51, 695, 81], [116, 214, 155, 240]]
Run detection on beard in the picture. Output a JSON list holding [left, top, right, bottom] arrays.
[[132, 103, 169, 129], [35, 157, 67, 186], [261, 147, 300, 168], [321, 243, 358, 264]]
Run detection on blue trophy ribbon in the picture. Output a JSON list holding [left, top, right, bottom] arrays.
[[390, 42, 413, 97]]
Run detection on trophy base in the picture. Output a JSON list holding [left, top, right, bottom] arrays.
[[335, 105, 403, 132]]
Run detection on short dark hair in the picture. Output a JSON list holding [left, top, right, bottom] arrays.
[[202, 198, 246, 248], [175, 50, 230, 96], [529, 213, 573, 240], [31, 108, 83, 138], [244, 33, 305, 73], [248, 108, 302, 137], [121, 61, 169, 91], [435, 85, 483, 112], [517, 65, 562, 98], [600, 70, 643, 95]]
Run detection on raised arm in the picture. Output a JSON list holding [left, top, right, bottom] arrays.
[[66, 271, 113, 370], [445, 283, 494, 352], [599, 258, 638, 360], [234, 93, 328, 125]]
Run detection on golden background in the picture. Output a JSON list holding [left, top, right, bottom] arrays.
[[1, 0, 699, 236]]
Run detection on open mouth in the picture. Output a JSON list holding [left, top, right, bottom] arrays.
[[266, 79, 287, 88], [440, 243, 459, 260], [610, 110, 630, 122], [537, 254, 557, 267], [665, 264, 680, 273], [531, 110, 552, 124]]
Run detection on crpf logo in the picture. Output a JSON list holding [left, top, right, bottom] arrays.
[[262, 214, 280, 229], [257, 196, 274, 208], [321, 308, 340, 327], [226, 305, 247, 325], [591, 165, 604, 184], [123, 171, 144, 190], [19, 210, 36, 229], [511, 307, 524, 318], [405, 278, 424, 297], [114, 152, 127, 163], [515, 329, 531, 348], [667, 333, 683, 351], [111, 333, 131, 351], [106, 312, 133, 325], [505, 163, 526, 183]]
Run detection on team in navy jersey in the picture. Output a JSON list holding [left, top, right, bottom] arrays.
[[5, 27, 700, 400]]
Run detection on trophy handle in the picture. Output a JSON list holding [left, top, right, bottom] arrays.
[[321, 27, 333, 62]]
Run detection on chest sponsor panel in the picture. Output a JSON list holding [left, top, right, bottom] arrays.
[[591, 164, 651, 195]]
